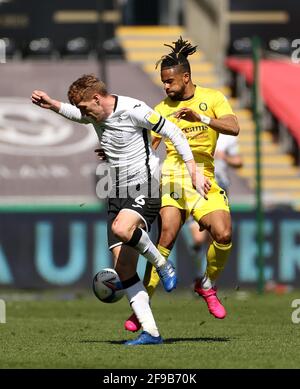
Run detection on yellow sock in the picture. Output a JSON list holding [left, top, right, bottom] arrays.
[[206, 240, 232, 282], [143, 244, 171, 298]]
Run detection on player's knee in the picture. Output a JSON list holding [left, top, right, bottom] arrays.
[[214, 228, 232, 245], [111, 220, 135, 242], [159, 227, 176, 248]]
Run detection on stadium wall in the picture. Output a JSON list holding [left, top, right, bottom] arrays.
[[0, 209, 299, 289]]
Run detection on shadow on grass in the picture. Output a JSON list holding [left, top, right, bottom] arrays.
[[80, 337, 230, 345]]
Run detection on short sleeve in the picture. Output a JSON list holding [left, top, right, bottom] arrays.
[[213, 91, 235, 118], [129, 103, 166, 134], [129, 103, 162, 130]]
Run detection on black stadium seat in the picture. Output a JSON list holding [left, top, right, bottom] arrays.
[[228, 37, 252, 56], [268, 37, 291, 56], [62, 37, 92, 58], [99, 37, 124, 59], [23, 37, 57, 59]]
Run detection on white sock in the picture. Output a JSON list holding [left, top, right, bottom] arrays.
[[134, 229, 166, 268], [125, 281, 160, 337], [201, 274, 213, 290]]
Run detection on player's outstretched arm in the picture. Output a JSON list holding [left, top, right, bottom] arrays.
[[31, 90, 86, 123], [31, 90, 61, 112]]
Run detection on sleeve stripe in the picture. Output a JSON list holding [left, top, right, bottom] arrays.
[[152, 117, 165, 134], [151, 116, 163, 132]]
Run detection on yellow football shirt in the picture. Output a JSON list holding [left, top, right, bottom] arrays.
[[154, 86, 235, 177]]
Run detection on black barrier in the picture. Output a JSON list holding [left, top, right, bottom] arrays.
[[0, 209, 299, 288]]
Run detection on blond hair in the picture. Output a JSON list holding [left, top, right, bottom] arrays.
[[68, 74, 108, 104]]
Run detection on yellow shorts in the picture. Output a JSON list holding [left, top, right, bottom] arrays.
[[161, 174, 230, 223]]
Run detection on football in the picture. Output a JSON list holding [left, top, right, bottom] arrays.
[[93, 268, 125, 303]]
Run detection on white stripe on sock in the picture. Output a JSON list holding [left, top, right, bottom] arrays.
[[201, 274, 213, 290], [134, 229, 165, 268], [125, 280, 160, 337]]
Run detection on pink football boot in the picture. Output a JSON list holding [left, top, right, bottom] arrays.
[[194, 279, 226, 319], [124, 313, 141, 332]]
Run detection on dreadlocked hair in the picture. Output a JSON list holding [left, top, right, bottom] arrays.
[[155, 36, 197, 73]]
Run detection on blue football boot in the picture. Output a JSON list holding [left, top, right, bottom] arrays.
[[124, 331, 163, 346], [157, 260, 177, 292]]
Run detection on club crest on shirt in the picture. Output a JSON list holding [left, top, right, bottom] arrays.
[[170, 191, 180, 200], [144, 111, 160, 125], [199, 102, 208, 111]]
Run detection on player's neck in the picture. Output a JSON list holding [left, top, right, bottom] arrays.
[[102, 95, 117, 118], [181, 83, 196, 100]]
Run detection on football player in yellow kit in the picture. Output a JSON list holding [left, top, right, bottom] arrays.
[[125, 37, 240, 332]]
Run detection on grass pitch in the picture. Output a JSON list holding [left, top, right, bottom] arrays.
[[1, 288, 300, 369]]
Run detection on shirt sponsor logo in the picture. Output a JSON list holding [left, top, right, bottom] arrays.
[[183, 125, 208, 133], [170, 191, 180, 200], [199, 102, 208, 111]]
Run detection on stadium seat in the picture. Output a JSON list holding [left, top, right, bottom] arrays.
[[228, 37, 252, 56], [62, 37, 92, 58], [23, 37, 57, 59], [268, 37, 291, 56], [100, 37, 124, 59]]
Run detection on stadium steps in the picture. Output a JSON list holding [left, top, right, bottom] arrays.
[[116, 26, 221, 89], [236, 105, 300, 205], [116, 25, 300, 207]]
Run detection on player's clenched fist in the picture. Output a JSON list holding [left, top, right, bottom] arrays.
[[31, 90, 60, 112]]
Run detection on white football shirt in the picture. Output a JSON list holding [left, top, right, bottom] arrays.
[[59, 95, 193, 188], [214, 133, 240, 190]]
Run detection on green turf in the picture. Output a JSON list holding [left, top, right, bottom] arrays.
[[0, 289, 300, 368]]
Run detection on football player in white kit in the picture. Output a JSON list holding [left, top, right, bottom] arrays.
[[31, 74, 211, 345]]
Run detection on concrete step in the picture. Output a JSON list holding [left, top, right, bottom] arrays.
[[248, 179, 300, 190], [239, 142, 282, 154], [117, 25, 184, 37], [152, 73, 218, 86], [239, 166, 300, 178], [125, 51, 204, 63], [238, 132, 273, 142], [242, 154, 294, 165], [234, 109, 253, 119], [143, 62, 214, 74]]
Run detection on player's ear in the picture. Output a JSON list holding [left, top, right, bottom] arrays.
[[94, 94, 101, 105], [183, 72, 190, 83]]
